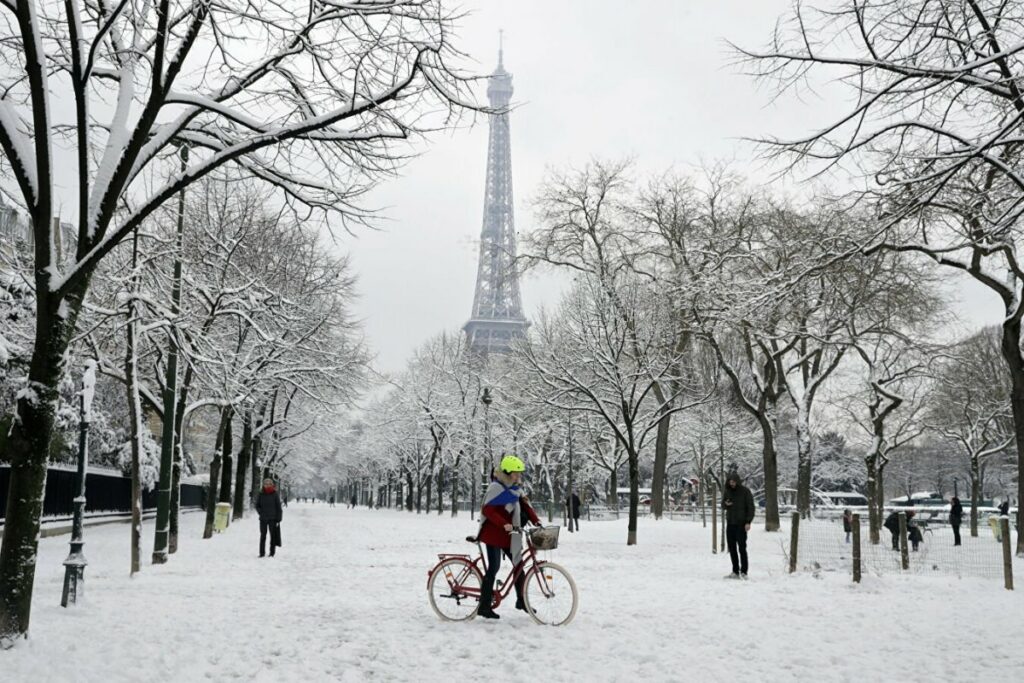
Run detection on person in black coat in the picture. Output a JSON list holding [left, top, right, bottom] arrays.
[[566, 491, 581, 533], [255, 478, 283, 558], [842, 509, 853, 544], [998, 500, 1010, 517], [949, 497, 963, 546], [722, 473, 756, 578], [884, 510, 917, 550]]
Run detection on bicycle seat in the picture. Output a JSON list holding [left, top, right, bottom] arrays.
[[465, 536, 478, 544]]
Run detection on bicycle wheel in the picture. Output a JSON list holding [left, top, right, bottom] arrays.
[[427, 558, 482, 622], [524, 561, 578, 626]]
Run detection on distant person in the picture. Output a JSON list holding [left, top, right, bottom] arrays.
[[842, 509, 853, 544], [998, 500, 1010, 517], [884, 510, 916, 550], [329, 494, 336, 507], [907, 514, 923, 551], [350, 493, 357, 509], [949, 496, 963, 546], [255, 477, 283, 558], [721, 473, 755, 579], [566, 491, 581, 533]]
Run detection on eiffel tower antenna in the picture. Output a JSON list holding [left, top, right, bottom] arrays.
[[463, 36, 528, 354]]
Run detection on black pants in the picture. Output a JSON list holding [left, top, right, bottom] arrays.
[[726, 523, 749, 575], [568, 516, 579, 532], [260, 520, 281, 556], [479, 544, 525, 612], [952, 523, 961, 546]]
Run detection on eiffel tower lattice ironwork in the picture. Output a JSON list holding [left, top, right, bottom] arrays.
[[464, 41, 528, 354]]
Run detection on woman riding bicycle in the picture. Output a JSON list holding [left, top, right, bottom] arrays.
[[476, 455, 542, 620]]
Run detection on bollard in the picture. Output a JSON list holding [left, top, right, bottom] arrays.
[[852, 513, 862, 584], [789, 511, 800, 574], [711, 483, 718, 554], [1001, 517, 1014, 591], [898, 512, 909, 571]]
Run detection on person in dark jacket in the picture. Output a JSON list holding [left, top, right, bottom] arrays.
[[476, 455, 542, 620], [842, 509, 853, 544], [884, 510, 916, 550], [255, 477, 283, 558], [998, 500, 1010, 516], [566, 491, 581, 533], [949, 497, 963, 546], [721, 473, 755, 579]]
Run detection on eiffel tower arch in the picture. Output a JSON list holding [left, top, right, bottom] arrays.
[[463, 42, 528, 354]]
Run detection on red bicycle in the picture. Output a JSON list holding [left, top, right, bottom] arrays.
[[426, 525, 578, 626]]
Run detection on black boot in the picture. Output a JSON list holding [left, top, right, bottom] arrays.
[[514, 580, 535, 614], [478, 585, 499, 619]]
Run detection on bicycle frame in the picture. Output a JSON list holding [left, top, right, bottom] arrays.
[[427, 533, 551, 609]]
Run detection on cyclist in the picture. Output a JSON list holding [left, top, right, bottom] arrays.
[[476, 455, 542, 620]]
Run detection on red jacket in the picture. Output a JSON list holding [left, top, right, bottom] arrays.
[[479, 496, 540, 549]]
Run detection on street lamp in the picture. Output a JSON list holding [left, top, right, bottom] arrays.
[[481, 387, 493, 495], [62, 362, 95, 607]]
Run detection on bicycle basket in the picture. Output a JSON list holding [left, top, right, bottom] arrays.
[[529, 526, 560, 550]]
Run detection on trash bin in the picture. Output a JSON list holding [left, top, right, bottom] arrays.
[[214, 502, 231, 532], [988, 515, 1002, 542]]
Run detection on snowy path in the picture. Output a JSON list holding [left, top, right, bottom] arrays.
[[8, 505, 1023, 682]]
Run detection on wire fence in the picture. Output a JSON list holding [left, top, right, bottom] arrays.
[[782, 512, 1015, 585]]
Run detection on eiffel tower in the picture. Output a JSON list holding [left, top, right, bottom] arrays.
[[464, 39, 528, 354]]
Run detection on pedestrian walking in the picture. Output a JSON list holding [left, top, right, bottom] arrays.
[[329, 494, 336, 507], [721, 473, 755, 579], [949, 496, 963, 546], [350, 493, 357, 509], [566, 491, 581, 533], [255, 477, 283, 558], [842, 508, 853, 544], [475, 455, 543, 620]]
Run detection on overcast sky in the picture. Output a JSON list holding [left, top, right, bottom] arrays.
[[337, 0, 1000, 372]]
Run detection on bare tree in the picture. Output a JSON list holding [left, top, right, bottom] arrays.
[[931, 327, 1014, 536], [0, 0, 472, 637], [743, 0, 1024, 555]]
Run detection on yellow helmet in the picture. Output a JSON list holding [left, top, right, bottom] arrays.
[[500, 455, 526, 473]]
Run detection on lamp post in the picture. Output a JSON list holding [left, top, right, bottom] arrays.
[[62, 361, 95, 607], [482, 387, 493, 494]]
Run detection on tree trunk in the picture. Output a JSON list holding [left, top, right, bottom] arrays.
[[795, 403, 813, 519], [970, 457, 981, 538], [999, 319, 1024, 556], [169, 368, 193, 555], [758, 412, 781, 532], [218, 412, 233, 505], [451, 453, 461, 517], [0, 274, 87, 638], [436, 464, 444, 515], [203, 408, 232, 539], [125, 227, 144, 575], [866, 455, 880, 545], [125, 313, 143, 576], [233, 411, 252, 520], [627, 444, 640, 546], [650, 411, 671, 520], [424, 445, 437, 516], [609, 467, 618, 513]]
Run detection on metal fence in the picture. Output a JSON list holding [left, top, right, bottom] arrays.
[[0, 466, 204, 521]]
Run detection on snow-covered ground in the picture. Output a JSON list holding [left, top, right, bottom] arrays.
[[7, 505, 1023, 682]]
